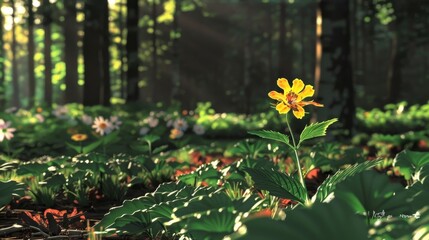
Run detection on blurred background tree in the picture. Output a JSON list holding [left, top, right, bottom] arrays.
[[0, 0, 428, 127]]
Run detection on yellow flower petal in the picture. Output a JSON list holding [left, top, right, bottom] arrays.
[[268, 91, 285, 102], [292, 105, 306, 119], [297, 85, 315, 101], [276, 102, 291, 114], [291, 79, 305, 93], [277, 78, 291, 92]]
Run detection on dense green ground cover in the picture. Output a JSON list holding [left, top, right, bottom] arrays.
[[0, 102, 428, 239]]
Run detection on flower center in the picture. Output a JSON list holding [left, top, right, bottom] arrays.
[[286, 92, 298, 105], [99, 123, 107, 129]]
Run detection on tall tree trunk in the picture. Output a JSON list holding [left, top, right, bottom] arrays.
[[64, 0, 79, 103], [118, 0, 125, 98], [100, 0, 111, 106], [11, 0, 20, 108], [27, 0, 36, 107], [43, 0, 52, 106], [311, 0, 322, 123], [319, 0, 355, 135], [171, 0, 181, 101], [277, 0, 286, 77], [83, 1, 102, 106], [151, 0, 158, 100], [0, 4, 5, 108], [125, 0, 139, 102]]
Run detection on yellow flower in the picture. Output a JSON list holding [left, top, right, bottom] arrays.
[[268, 78, 323, 119], [71, 133, 88, 142]]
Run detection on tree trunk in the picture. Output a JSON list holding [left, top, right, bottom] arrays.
[[151, 0, 158, 100], [0, 4, 5, 108], [27, 0, 36, 107], [83, 1, 102, 106], [11, 0, 20, 108], [43, 0, 52, 106], [277, 0, 286, 77], [100, 0, 111, 106], [319, 0, 355, 135], [64, 0, 80, 103], [118, 0, 125, 98], [171, 0, 181, 101], [125, 0, 139, 102]]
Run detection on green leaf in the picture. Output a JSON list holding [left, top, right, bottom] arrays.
[[95, 182, 201, 230], [16, 162, 49, 176], [181, 211, 237, 240], [335, 171, 412, 218], [0, 180, 26, 210], [248, 130, 293, 149], [82, 140, 103, 154], [141, 134, 160, 144], [232, 201, 368, 240], [178, 160, 223, 187], [314, 159, 382, 202], [244, 168, 306, 203], [298, 118, 338, 147], [66, 142, 82, 154], [393, 150, 429, 181]]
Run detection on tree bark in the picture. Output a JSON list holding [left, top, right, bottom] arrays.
[[101, 0, 111, 106], [277, 0, 292, 77], [27, 0, 36, 107], [0, 3, 5, 108], [83, 1, 102, 106], [171, 0, 181, 101], [43, 0, 52, 106], [11, 0, 20, 108], [64, 0, 80, 103], [319, 0, 355, 135], [151, 0, 158, 100], [125, 0, 139, 102]]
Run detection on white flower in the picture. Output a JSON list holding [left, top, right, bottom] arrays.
[[193, 124, 205, 135], [110, 116, 122, 130], [81, 114, 93, 125], [0, 119, 16, 142], [92, 116, 113, 136], [139, 127, 150, 136], [145, 116, 159, 128], [0, 119, 11, 129], [52, 105, 69, 119], [35, 114, 45, 123], [173, 118, 188, 131]]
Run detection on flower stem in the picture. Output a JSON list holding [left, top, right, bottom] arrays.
[[285, 115, 308, 203]]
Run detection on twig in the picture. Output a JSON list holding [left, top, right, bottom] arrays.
[[0, 224, 31, 236]]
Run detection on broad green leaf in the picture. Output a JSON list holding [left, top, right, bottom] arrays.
[[173, 191, 233, 218], [244, 168, 306, 203], [182, 211, 237, 240], [178, 160, 222, 187], [232, 201, 368, 240], [66, 142, 82, 154], [393, 150, 429, 181], [141, 134, 160, 144], [298, 118, 338, 147], [0, 180, 26, 210], [95, 182, 213, 231], [95, 192, 172, 230], [16, 162, 49, 176], [335, 171, 412, 218], [248, 130, 293, 149], [314, 159, 382, 202], [107, 210, 161, 236], [82, 140, 103, 154]]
